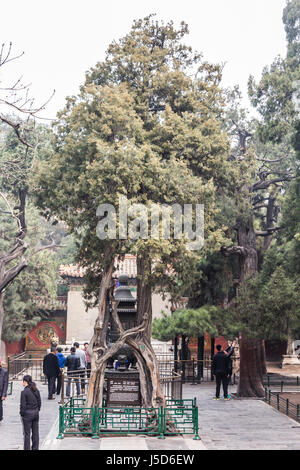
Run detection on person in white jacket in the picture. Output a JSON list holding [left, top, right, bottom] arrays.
[[73, 342, 87, 394]]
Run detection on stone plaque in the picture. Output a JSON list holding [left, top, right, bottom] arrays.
[[107, 374, 141, 406]]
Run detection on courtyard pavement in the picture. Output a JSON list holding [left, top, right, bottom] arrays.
[[2, 381, 300, 450]]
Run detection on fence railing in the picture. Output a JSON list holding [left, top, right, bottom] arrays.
[[7, 354, 183, 402], [160, 372, 182, 400], [9, 354, 233, 385], [59, 369, 182, 405], [264, 388, 300, 423], [157, 359, 239, 384], [263, 375, 300, 391], [7, 356, 45, 382], [57, 396, 200, 440]]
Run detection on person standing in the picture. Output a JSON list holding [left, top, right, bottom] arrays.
[[65, 347, 81, 397], [224, 342, 235, 396], [212, 344, 232, 400], [56, 347, 66, 396], [0, 358, 8, 422], [83, 342, 91, 379], [43, 347, 60, 399], [73, 342, 87, 394], [20, 375, 41, 451]]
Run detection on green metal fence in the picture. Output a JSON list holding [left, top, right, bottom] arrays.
[[162, 399, 200, 439], [57, 397, 200, 440], [97, 406, 162, 436]]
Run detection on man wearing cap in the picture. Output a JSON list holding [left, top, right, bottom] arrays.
[[0, 358, 8, 421]]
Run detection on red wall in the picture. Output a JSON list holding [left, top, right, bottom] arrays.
[[5, 338, 25, 358], [214, 336, 229, 353]]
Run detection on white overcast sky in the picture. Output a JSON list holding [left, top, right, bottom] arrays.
[[1, 0, 288, 120]]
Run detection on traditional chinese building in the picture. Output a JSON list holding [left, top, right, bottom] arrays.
[[58, 255, 172, 347]]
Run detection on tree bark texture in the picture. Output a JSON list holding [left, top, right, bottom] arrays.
[[236, 222, 266, 398], [87, 253, 165, 409]]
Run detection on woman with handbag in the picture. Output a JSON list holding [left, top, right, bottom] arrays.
[[20, 375, 41, 450]]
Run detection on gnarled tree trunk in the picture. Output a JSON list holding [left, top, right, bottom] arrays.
[[135, 255, 165, 407], [236, 223, 266, 398], [86, 253, 165, 409]]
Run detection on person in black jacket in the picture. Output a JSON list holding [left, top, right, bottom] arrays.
[[43, 347, 60, 399], [65, 347, 81, 397], [20, 375, 41, 450], [212, 344, 234, 400], [0, 358, 8, 421]]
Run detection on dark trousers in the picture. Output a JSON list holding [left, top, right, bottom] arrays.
[[87, 363, 91, 379], [22, 410, 39, 450], [47, 375, 56, 398], [66, 376, 81, 397], [0, 399, 3, 420], [56, 373, 62, 395], [215, 373, 229, 398]]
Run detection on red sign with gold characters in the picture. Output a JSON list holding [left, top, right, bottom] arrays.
[[26, 320, 66, 350]]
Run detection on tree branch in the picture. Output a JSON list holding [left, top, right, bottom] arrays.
[[221, 246, 247, 257], [255, 227, 282, 237], [250, 175, 295, 192], [0, 257, 28, 291]]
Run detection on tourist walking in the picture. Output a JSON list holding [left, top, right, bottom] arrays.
[[43, 347, 60, 399], [56, 347, 66, 396], [212, 344, 234, 400], [84, 342, 91, 379], [74, 342, 87, 393], [20, 375, 41, 451], [0, 358, 8, 422], [65, 347, 81, 397]]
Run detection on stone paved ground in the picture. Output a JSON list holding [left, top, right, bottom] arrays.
[[2, 381, 300, 450], [185, 383, 300, 450], [0, 380, 62, 450]]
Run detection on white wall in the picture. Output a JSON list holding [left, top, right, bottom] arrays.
[[66, 288, 172, 344], [152, 292, 171, 319], [66, 290, 98, 343]]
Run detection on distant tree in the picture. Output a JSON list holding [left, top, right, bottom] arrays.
[[0, 123, 58, 348], [152, 306, 219, 342], [216, 0, 300, 397], [2, 207, 57, 343]]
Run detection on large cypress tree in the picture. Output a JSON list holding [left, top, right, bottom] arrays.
[[34, 16, 234, 407]]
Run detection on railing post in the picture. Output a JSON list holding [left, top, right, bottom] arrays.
[[158, 406, 165, 439], [210, 337, 215, 381], [56, 406, 64, 439], [286, 399, 289, 416], [297, 404, 300, 422], [193, 406, 201, 440], [174, 336, 178, 373], [61, 372, 65, 405], [179, 372, 183, 400], [190, 358, 197, 385], [91, 407, 99, 439], [277, 394, 279, 411]]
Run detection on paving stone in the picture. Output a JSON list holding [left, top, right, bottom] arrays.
[[3, 381, 300, 450]]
